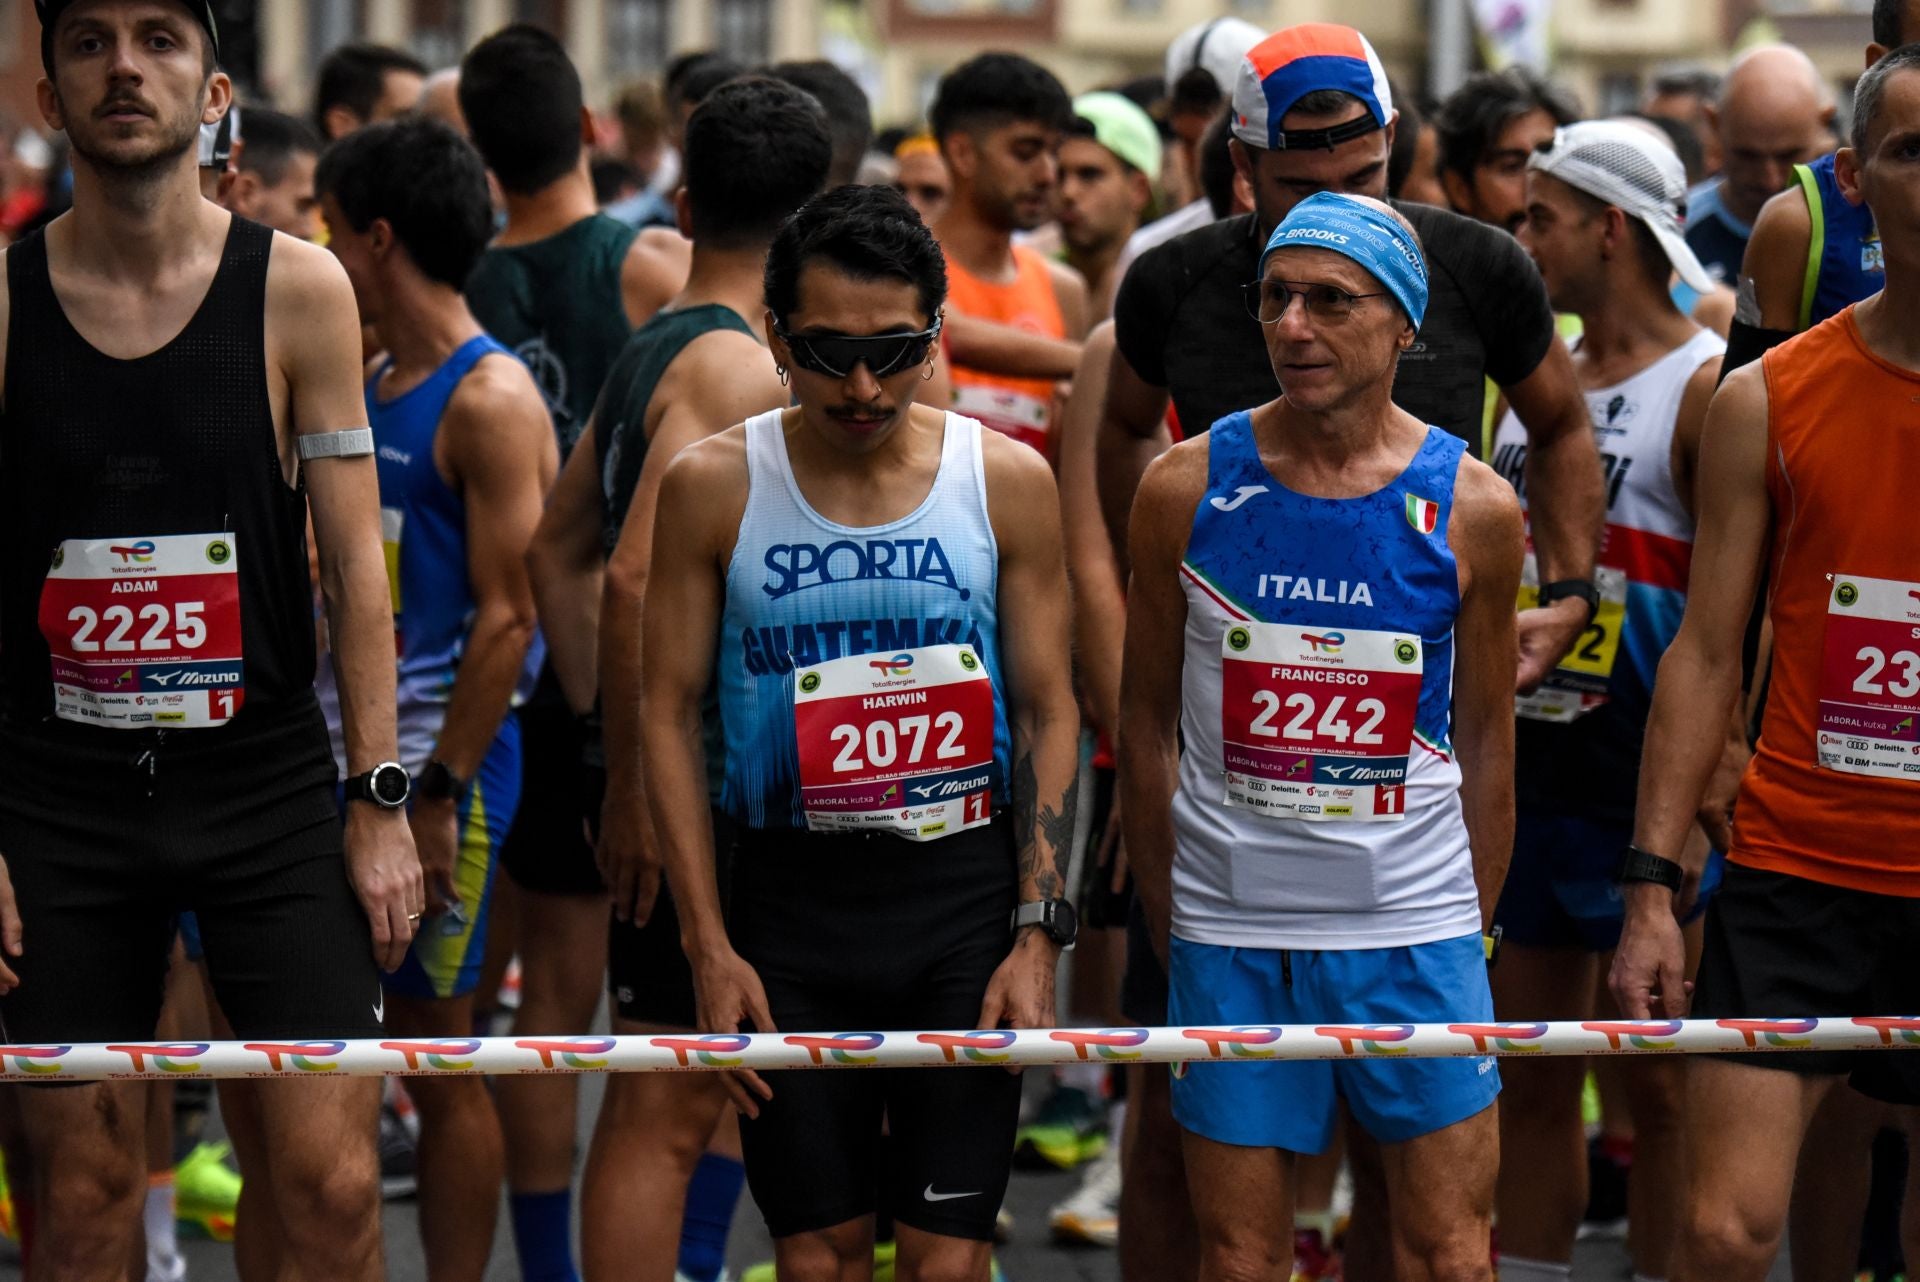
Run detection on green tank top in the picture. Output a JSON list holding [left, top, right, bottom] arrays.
[[464, 214, 640, 456]]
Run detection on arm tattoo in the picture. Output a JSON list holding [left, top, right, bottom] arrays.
[[1011, 748, 1076, 900]]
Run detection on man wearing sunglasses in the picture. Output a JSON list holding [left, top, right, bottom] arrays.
[[638, 184, 1081, 1282], [1122, 191, 1524, 1282]]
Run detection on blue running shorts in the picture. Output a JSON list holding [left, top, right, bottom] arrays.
[[1496, 810, 1723, 952]]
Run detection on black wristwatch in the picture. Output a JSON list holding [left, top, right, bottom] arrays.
[[343, 761, 411, 809], [1616, 845, 1684, 894], [1540, 578, 1601, 627], [1012, 899, 1078, 950], [417, 759, 467, 802]]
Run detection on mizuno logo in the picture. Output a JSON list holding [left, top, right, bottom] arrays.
[[1210, 485, 1268, 512], [373, 991, 385, 1024], [1323, 765, 1353, 779], [924, 1185, 980, 1202]]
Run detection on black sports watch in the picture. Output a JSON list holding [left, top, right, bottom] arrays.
[[1616, 845, 1684, 894], [1012, 899, 1078, 950], [417, 759, 467, 802], [343, 761, 411, 809], [1539, 578, 1601, 627]]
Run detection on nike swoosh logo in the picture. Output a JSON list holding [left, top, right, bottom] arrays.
[[924, 1185, 981, 1202], [1210, 485, 1269, 512], [373, 992, 385, 1024]]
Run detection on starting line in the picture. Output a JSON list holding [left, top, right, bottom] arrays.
[[1, 1017, 1917, 1080]]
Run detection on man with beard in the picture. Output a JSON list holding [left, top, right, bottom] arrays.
[[932, 52, 1089, 457], [0, 0, 421, 1276]]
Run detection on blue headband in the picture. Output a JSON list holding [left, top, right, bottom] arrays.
[[1258, 191, 1428, 328]]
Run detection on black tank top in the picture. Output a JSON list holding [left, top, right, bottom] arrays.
[[0, 215, 317, 734]]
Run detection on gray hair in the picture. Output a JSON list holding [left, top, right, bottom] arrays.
[[1852, 43, 1920, 153]]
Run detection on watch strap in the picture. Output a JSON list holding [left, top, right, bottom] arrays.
[[1540, 578, 1601, 626], [1616, 845, 1684, 892], [418, 759, 467, 800]]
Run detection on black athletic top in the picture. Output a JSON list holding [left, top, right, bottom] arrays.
[[0, 215, 318, 734]]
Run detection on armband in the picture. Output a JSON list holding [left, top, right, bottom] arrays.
[[297, 428, 375, 461]]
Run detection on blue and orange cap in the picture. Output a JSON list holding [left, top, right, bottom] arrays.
[[1230, 23, 1393, 152]]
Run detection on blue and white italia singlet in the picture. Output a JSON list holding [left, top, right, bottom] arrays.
[[718, 410, 1012, 831], [1794, 152, 1883, 330], [1171, 412, 1479, 950]]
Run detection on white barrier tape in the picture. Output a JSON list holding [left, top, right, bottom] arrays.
[[0, 1018, 1917, 1081]]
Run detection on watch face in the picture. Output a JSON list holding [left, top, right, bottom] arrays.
[[371, 764, 411, 806]]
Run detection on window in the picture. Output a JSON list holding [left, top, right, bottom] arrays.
[[714, 0, 772, 62], [1119, 0, 1161, 16], [608, 0, 669, 75]]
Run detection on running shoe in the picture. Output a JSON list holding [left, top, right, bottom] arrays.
[[994, 1203, 1016, 1243], [0, 1155, 15, 1243], [1576, 1134, 1629, 1240], [1013, 1084, 1106, 1170], [1049, 1140, 1121, 1246], [377, 1103, 418, 1200], [1292, 1226, 1338, 1280], [741, 1244, 896, 1282], [174, 1141, 240, 1242]]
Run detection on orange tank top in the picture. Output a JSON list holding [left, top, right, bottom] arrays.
[[1740, 307, 1920, 896], [943, 244, 1067, 456]]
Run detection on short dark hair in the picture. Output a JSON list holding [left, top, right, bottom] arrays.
[[591, 155, 639, 205], [460, 25, 583, 195], [1628, 111, 1705, 185], [1559, 181, 1670, 289], [316, 116, 493, 288], [237, 108, 322, 186], [768, 60, 873, 189], [1200, 107, 1238, 218], [765, 185, 947, 326], [1434, 68, 1581, 177], [685, 77, 832, 249], [665, 51, 747, 115], [1169, 65, 1226, 119], [312, 43, 426, 133], [1851, 42, 1920, 152], [1386, 86, 1424, 198], [1874, 0, 1914, 47], [928, 52, 1073, 143]]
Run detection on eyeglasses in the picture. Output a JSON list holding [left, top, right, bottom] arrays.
[[775, 318, 944, 379], [1243, 280, 1389, 325]]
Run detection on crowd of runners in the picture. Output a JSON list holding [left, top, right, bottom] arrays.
[[1, 0, 1919, 1280]]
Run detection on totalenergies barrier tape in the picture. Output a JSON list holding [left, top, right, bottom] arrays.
[[2, 1018, 1918, 1081]]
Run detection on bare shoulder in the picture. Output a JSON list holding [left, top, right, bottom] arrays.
[[1139, 432, 1210, 499], [662, 422, 751, 495], [1711, 357, 1770, 419], [1045, 256, 1088, 305], [978, 418, 1057, 495], [672, 324, 772, 381], [264, 230, 356, 311], [623, 227, 691, 299], [1691, 285, 1736, 338], [1451, 453, 1526, 548], [1749, 183, 1814, 253], [445, 350, 548, 432]]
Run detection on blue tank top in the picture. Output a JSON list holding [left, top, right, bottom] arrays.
[[1795, 153, 1883, 329], [718, 410, 1011, 830]]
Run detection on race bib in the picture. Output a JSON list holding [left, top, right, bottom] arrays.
[[39, 534, 244, 729], [1816, 573, 1920, 781], [1219, 622, 1422, 821], [1515, 555, 1629, 722], [792, 644, 996, 840]]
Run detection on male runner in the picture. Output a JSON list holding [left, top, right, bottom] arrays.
[[892, 134, 951, 225], [318, 116, 557, 1282], [1059, 92, 1157, 321], [312, 40, 425, 141], [640, 184, 1081, 1282], [767, 60, 870, 190], [223, 107, 320, 241], [930, 52, 1088, 455], [1487, 122, 1725, 1282], [0, 1, 421, 1276], [1122, 191, 1523, 1282], [1433, 68, 1579, 234], [525, 78, 829, 1282], [1611, 45, 1920, 1282], [457, 28, 690, 1273]]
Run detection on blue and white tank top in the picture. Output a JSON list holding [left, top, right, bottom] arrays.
[[1794, 152, 1883, 330], [1170, 411, 1478, 950], [718, 410, 1011, 830]]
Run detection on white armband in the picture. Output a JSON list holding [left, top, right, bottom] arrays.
[[297, 428, 375, 461]]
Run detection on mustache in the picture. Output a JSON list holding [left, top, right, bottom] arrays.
[[825, 405, 895, 420], [95, 93, 157, 119]]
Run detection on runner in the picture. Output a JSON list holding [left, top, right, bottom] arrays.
[[222, 107, 321, 241], [1611, 45, 1920, 1282], [1058, 92, 1158, 321], [457, 27, 691, 1277], [522, 78, 830, 1282], [892, 134, 951, 225], [1120, 191, 1522, 1282], [930, 52, 1088, 456], [1486, 122, 1726, 1282], [316, 115, 557, 1282], [1433, 68, 1580, 234], [767, 60, 871, 190], [312, 40, 425, 140], [639, 184, 1081, 1282], [0, 1, 420, 1277]]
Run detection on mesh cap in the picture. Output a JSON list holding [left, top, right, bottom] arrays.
[[1530, 120, 1715, 293]]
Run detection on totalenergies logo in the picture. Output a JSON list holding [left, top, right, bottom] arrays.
[[786, 1032, 885, 1065], [1854, 1016, 1920, 1046], [1449, 1022, 1549, 1053], [1182, 1026, 1285, 1059], [1302, 631, 1345, 654], [869, 653, 915, 678], [1718, 1018, 1818, 1048], [245, 1041, 346, 1072], [1317, 1024, 1416, 1056], [108, 1042, 210, 1073], [516, 1036, 617, 1069], [918, 1031, 1017, 1063], [381, 1039, 482, 1071], [650, 1033, 751, 1067], [110, 541, 156, 564], [0, 1045, 69, 1076], [1049, 1028, 1150, 1061], [1582, 1019, 1683, 1050]]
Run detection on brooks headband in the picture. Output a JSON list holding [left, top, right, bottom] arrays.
[[1260, 191, 1428, 328]]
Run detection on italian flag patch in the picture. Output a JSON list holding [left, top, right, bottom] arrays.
[[1405, 494, 1439, 534]]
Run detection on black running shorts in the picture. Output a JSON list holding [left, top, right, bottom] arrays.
[[0, 698, 383, 1048], [730, 815, 1022, 1242], [1693, 862, 1920, 1103], [500, 698, 604, 896]]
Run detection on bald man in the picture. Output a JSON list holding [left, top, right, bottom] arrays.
[[419, 68, 466, 137], [1684, 44, 1834, 282]]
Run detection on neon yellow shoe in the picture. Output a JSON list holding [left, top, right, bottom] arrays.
[[1581, 1072, 1601, 1129], [0, 1154, 17, 1242], [740, 1241, 898, 1282], [175, 1141, 241, 1242]]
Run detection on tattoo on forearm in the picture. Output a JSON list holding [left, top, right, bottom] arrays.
[[1011, 748, 1076, 900], [1013, 750, 1037, 858]]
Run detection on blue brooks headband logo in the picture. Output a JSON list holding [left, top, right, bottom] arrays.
[[762, 537, 970, 601], [1261, 191, 1429, 328]]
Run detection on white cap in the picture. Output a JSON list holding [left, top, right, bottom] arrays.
[[1164, 18, 1268, 106], [1529, 120, 1716, 294]]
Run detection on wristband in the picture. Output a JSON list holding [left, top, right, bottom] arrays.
[[1539, 578, 1601, 627], [1616, 845, 1684, 893], [417, 759, 467, 801]]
